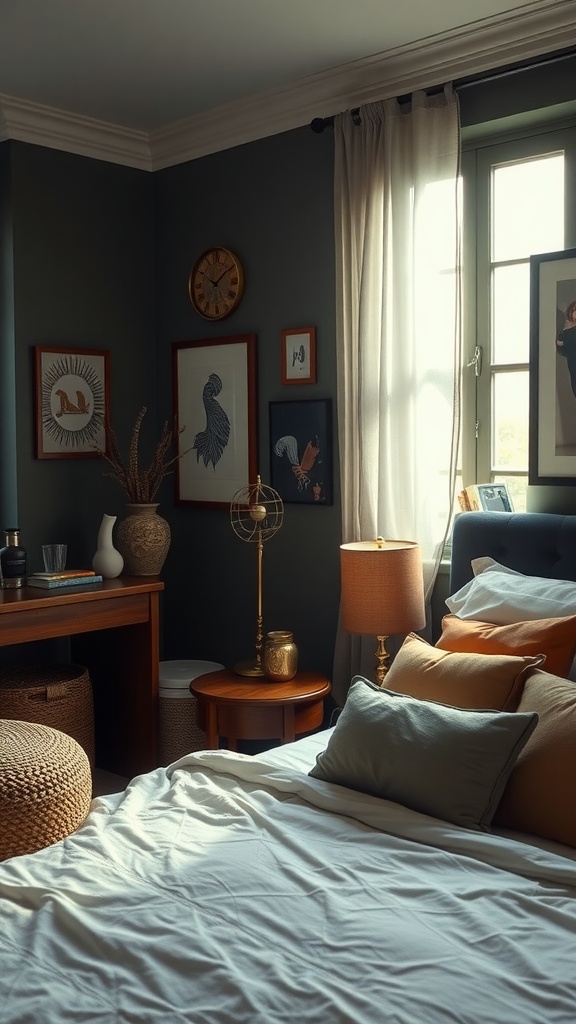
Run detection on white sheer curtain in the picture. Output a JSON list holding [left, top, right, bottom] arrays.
[[332, 86, 462, 706]]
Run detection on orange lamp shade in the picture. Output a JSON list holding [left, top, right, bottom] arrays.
[[340, 539, 426, 637]]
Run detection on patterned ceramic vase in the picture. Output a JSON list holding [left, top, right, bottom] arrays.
[[116, 504, 171, 576]]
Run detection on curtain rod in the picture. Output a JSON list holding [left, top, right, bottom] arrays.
[[310, 46, 575, 133]]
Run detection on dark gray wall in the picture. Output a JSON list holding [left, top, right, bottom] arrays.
[[4, 141, 156, 571], [0, 144, 17, 526], [153, 126, 341, 677], [0, 127, 342, 684]]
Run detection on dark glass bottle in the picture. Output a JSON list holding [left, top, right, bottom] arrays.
[[0, 528, 27, 588]]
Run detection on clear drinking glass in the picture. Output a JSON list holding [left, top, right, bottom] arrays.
[[42, 544, 67, 573]]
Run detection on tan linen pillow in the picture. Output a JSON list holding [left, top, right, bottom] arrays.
[[385, 632, 543, 711], [494, 669, 576, 848], [436, 613, 576, 679]]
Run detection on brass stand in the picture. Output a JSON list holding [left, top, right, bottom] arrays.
[[234, 535, 265, 677], [374, 635, 391, 687]]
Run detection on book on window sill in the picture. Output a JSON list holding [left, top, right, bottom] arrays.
[[460, 483, 514, 514], [27, 574, 104, 589], [457, 489, 472, 512]]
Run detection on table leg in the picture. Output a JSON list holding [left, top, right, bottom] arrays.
[[205, 701, 219, 749], [282, 704, 296, 743]]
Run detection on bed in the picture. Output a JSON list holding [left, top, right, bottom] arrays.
[[1, 510, 576, 1023]]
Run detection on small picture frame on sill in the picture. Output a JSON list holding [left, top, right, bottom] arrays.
[[281, 327, 316, 385]]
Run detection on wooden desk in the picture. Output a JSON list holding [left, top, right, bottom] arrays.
[[191, 668, 331, 749], [0, 577, 163, 778]]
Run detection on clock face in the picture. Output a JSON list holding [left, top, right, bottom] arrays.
[[189, 247, 245, 320]]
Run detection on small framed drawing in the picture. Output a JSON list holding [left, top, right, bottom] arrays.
[[464, 483, 514, 512], [529, 246, 576, 485], [34, 346, 110, 459], [173, 333, 258, 508], [269, 398, 333, 505], [281, 327, 316, 385]]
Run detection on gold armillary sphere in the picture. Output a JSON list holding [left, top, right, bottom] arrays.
[[230, 475, 283, 676]]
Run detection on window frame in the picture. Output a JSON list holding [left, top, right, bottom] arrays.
[[460, 117, 576, 502]]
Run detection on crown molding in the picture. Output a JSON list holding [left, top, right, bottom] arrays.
[[0, 1, 574, 172], [0, 93, 151, 169]]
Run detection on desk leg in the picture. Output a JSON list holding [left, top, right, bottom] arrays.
[[72, 592, 160, 778]]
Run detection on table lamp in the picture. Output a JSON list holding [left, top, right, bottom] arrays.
[[340, 537, 426, 686]]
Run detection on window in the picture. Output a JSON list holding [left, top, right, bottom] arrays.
[[460, 123, 576, 512]]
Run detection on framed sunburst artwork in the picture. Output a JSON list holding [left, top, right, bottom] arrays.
[[34, 346, 110, 459]]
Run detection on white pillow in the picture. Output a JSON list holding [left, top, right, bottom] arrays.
[[446, 570, 576, 624], [471, 556, 524, 578]]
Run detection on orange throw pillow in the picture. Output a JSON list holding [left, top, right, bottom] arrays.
[[495, 670, 576, 848], [436, 613, 576, 679], [384, 632, 542, 712]]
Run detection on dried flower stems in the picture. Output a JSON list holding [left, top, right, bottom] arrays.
[[98, 407, 191, 503]]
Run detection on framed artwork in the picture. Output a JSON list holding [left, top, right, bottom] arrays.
[[529, 246, 576, 485], [269, 398, 332, 505], [281, 327, 316, 384], [172, 333, 258, 508], [34, 346, 110, 459]]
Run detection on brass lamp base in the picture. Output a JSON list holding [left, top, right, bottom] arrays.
[[374, 635, 391, 687], [234, 658, 265, 678]]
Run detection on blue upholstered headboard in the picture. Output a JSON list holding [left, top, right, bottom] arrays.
[[449, 512, 576, 594]]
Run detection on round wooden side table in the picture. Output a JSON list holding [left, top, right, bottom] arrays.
[[190, 668, 331, 750]]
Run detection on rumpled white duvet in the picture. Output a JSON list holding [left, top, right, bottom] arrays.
[[1, 739, 576, 1023]]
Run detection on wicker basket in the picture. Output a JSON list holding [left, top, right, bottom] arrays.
[[159, 660, 223, 765], [0, 664, 95, 768], [0, 719, 92, 860], [159, 693, 208, 765]]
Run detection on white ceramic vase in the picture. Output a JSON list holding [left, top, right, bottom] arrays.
[[92, 513, 124, 579]]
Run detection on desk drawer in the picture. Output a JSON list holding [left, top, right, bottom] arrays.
[[0, 594, 150, 646]]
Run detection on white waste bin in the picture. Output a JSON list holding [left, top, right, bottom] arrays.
[[159, 660, 224, 765]]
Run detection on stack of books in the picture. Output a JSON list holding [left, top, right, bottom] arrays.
[[27, 570, 103, 590]]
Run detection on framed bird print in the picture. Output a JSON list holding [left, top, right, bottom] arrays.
[[172, 334, 258, 507], [269, 399, 333, 505], [34, 346, 110, 459]]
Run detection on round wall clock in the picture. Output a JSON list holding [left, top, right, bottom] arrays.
[[188, 246, 245, 320]]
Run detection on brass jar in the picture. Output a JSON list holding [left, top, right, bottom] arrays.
[[263, 631, 298, 682]]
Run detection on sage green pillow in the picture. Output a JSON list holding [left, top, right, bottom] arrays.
[[309, 676, 538, 831]]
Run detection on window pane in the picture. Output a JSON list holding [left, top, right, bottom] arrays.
[[492, 371, 529, 470], [492, 155, 564, 262], [492, 263, 530, 364]]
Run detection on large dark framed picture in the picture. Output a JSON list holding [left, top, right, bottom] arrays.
[[34, 346, 110, 459], [173, 334, 258, 508], [269, 399, 333, 505], [529, 246, 576, 485]]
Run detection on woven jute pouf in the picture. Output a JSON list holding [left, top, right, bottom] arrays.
[[0, 663, 95, 768], [0, 719, 92, 860]]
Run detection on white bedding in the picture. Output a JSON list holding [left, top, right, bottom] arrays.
[[1, 734, 576, 1023]]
